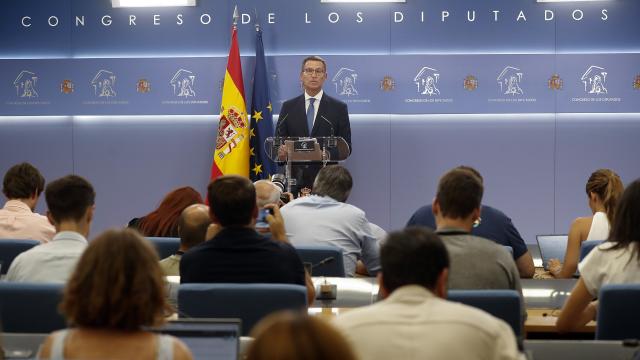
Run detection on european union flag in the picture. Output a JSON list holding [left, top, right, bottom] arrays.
[[249, 26, 276, 181]]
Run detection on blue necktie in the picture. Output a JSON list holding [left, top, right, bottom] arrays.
[[306, 98, 316, 136]]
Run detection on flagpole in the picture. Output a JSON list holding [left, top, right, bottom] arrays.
[[233, 5, 239, 28]]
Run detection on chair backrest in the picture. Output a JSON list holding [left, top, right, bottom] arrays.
[[0, 282, 66, 333], [0, 239, 40, 275], [580, 240, 604, 261], [178, 283, 308, 335], [147, 237, 180, 259], [294, 245, 345, 277], [448, 289, 522, 337], [596, 283, 640, 340]]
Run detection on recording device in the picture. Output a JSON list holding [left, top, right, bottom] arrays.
[[271, 174, 291, 204], [255, 208, 273, 229]]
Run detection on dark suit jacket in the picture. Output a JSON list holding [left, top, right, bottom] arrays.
[[180, 227, 306, 286], [277, 93, 352, 153]]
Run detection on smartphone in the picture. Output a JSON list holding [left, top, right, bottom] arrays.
[[256, 208, 273, 229]]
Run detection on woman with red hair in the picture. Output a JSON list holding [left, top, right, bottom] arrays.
[[129, 186, 203, 237]]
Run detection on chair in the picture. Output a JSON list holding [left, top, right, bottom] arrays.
[[580, 240, 604, 261], [0, 239, 40, 275], [448, 289, 523, 337], [0, 282, 66, 333], [294, 245, 345, 277], [596, 283, 640, 340], [147, 237, 180, 259], [178, 283, 308, 335]]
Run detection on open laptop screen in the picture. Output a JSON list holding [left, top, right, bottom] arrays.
[[156, 319, 241, 360], [536, 235, 568, 271]]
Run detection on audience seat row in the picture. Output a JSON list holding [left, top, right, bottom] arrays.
[[2, 281, 639, 340]]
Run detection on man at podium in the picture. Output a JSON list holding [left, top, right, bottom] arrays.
[[276, 56, 352, 195]]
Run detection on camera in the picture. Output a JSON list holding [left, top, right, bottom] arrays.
[[271, 174, 286, 192], [271, 174, 292, 204]]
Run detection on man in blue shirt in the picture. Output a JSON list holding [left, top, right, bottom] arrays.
[[407, 166, 535, 278], [281, 165, 380, 277]]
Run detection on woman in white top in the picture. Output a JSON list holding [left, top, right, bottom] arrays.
[[549, 169, 624, 278], [557, 179, 640, 332], [38, 229, 192, 360]]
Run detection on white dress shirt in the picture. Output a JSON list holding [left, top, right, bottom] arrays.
[[334, 285, 522, 360], [6, 231, 88, 283]]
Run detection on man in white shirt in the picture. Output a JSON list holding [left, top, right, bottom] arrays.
[[6, 175, 95, 283], [0, 162, 55, 243], [280, 165, 379, 277], [334, 227, 522, 360]]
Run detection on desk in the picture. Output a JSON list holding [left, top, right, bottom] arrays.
[[310, 277, 592, 337], [308, 307, 595, 335], [526, 309, 595, 334], [310, 277, 578, 310]]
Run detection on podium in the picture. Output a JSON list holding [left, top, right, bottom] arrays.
[[265, 136, 351, 193]]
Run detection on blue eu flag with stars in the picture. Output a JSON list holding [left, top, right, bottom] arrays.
[[249, 25, 276, 181]]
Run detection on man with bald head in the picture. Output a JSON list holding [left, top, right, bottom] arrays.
[[159, 203, 211, 276], [254, 180, 282, 208]]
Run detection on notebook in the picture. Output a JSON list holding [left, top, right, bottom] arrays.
[[536, 234, 568, 271], [156, 318, 242, 360]]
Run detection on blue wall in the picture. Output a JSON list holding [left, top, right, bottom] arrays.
[[1, 0, 639, 242]]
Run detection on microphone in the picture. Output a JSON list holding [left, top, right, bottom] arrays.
[[319, 115, 335, 137], [312, 256, 335, 269], [276, 113, 288, 138], [320, 115, 337, 149]]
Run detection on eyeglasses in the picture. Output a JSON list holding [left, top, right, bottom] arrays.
[[303, 68, 325, 76], [472, 217, 482, 228]]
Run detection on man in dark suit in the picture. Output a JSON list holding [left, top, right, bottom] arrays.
[[276, 56, 351, 194], [179, 175, 315, 304]]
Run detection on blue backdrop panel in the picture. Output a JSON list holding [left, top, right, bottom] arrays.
[[387, 114, 556, 243], [72, 116, 216, 233], [0, 117, 74, 215], [3, 54, 639, 115], [553, 113, 640, 236]]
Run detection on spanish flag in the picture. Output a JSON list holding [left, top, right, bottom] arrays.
[[210, 10, 249, 180]]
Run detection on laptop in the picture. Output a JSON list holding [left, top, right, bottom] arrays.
[[155, 318, 242, 360], [536, 234, 568, 271]]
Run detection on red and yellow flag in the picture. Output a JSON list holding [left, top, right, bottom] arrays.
[[210, 24, 249, 180]]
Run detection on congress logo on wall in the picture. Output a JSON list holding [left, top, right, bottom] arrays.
[[60, 79, 74, 94], [634, 74, 640, 90], [136, 78, 151, 93], [380, 75, 395, 92], [14, 70, 39, 98], [170, 69, 196, 97], [414, 67, 440, 96], [581, 66, 607, 95], [91, 70, 117, 97], [463, 75, 478, 91], [548, 74, 563, 90], [332, 67, 359, 97], [497, 66, 524, 96]]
